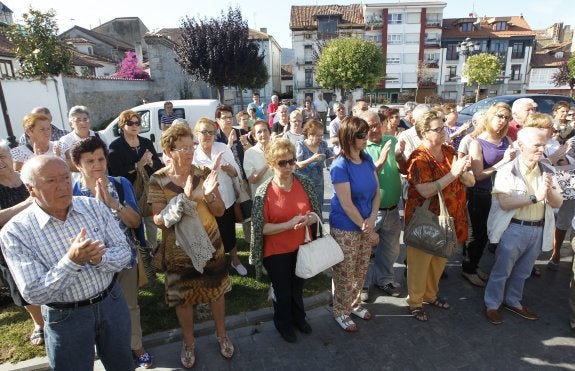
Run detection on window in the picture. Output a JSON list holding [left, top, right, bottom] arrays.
[[426, 13, 442, 26], [424, 53, 440, 63], [388, 34, 402, 44], [493, 21, 507, 31], [286, 85, 293, 93], [461, 23, 473, 32], [511, 43, 525, 59], [407, 12, 420, 24], [87, 46, 93, 55], [365, 34, 382, 44], [0, 59, 14, 77], [388, 13, 403, 24], [425, 33, 440, 45], [305, 69, 313, 88], [317, 16, 338, 39], [448, 66, 457, 80], [304, 45, 313, 64], [446, 44, 459, 60], [387, 73, 401, 84], [404, 33, 419, 44], [511, 65, 522, 81], [387, 54, 401, 64]]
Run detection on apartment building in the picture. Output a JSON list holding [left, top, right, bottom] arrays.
[[439, 15, 535, 103], [364, 2, 446, 103]]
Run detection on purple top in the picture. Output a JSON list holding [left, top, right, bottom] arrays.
[[475, 136, 510, 191]]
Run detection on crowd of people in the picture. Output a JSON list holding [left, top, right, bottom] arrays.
[[1, 93, 575, 369]]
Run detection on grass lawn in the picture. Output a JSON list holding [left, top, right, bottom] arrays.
[[0, 230, 331, 364]]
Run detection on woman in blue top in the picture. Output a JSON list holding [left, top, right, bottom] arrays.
[[329, 116, 380, 332], [295, 119, 334, 211], [70, 136, 152, 369]]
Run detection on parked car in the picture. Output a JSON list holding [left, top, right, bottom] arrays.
[[99, 99, 220, 153], [457, 94, 575, 124]]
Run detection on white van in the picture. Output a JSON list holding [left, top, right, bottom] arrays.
[[99, 99, 220, 153]]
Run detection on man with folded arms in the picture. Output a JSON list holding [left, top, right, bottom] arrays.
[[0, 155, 133, 370], [484, 128, 562, 324]]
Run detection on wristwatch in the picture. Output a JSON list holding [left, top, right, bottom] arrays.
[[529, 195, 537, 204]]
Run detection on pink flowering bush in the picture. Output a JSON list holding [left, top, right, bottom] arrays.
[[112, 50, 150, 79]]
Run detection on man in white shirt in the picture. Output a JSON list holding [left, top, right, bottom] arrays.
[[313, 93, 329, 127]]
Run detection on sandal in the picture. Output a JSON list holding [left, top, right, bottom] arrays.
[[424, 298, 451, 310], [134, 351, 153, 369], [409, 307, 428, 322], [351, 306, 372, 320], [334, 314, 358, 332], [29, 328, 44, 346], [216, 334, 235, 359], [180, 341, 195, 369]]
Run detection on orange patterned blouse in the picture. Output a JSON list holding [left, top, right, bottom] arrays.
[[405, 144, 469, 244]]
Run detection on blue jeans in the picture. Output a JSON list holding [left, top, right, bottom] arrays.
[[484, 223, 543, 310], [42, 281, 133, 371], [364, 207, 401, 288]]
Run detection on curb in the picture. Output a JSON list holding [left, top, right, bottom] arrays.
[[0, 290, 332, 371]]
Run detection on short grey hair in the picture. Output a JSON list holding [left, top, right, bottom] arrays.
[[0, 139, 10, 153], [517, 127, 547, 146], [512, 98, 537, 114], [31, 107, 52, 116], [412, 104, 431, 122], [20, 155, 69, 187], [359, 110, 380, 122], [68, 105, 90, 121]]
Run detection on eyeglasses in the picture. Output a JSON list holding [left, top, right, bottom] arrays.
[[277, 158, 296, 167], [355, 131, 368, 139], [125, 120, 141, 127], [172, 146, 194, 153], [495, 114, 511, 121], [428, 125, 446, 133], [199, 130, 216, 136]]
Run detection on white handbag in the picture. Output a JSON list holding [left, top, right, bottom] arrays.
[[295, 212, 344, 279]]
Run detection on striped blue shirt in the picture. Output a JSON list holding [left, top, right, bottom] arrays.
[[0, 196, 131, 305]]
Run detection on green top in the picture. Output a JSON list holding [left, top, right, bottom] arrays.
[[366, 135, 402, 208]]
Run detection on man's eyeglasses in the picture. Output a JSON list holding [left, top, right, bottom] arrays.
[[199, 130, 216, 136], [428, 125, 446, 133], [125, 120, 141, 127], [495, 114, 511, 121], [277, 158, 296, 167], [355, 131, 368, 139]]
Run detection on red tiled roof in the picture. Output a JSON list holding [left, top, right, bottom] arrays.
[[442, 16, 535, 39], [290, 4, 364, 30], [531, 51, 572, 68]]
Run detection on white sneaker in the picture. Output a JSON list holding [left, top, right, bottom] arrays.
[[231, 262, 248, 276]]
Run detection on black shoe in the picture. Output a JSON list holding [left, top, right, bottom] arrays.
[[295, 321, 312, 334], [279, 328, 297, 343], [376, 283, 401, 297]]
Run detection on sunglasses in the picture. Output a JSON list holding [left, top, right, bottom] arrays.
[[199, 130, 216, 136], [355, 131, 368, 139], [125, 120, 141, 127], [277, 158, 296, 167], [495, 114, 511, 121], [428, 125, 446, 133]]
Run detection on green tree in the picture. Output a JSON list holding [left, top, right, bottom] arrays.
[[5, 7, 73, 78], [552, 58, 575, 97], [315, 37, 385, 95], [176, 7, 267, 102], [462, 53, 503, 102]]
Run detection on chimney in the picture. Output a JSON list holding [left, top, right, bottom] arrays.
[[260, 27, 267, 34]]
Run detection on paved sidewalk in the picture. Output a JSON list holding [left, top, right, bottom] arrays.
[[4, 247, 574, 371]]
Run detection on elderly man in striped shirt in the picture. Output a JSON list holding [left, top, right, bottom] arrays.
[[0, 155, 134, 370]]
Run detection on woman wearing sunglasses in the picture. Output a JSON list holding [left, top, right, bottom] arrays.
[[329, 116, 380, 332], [405, 110, 474, 321], [250, 138, 321, 343], [108, 110, 163, 281]]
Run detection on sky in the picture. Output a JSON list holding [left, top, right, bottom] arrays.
[[12, 0, 575, 48]]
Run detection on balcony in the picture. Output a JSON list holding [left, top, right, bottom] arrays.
[[425, 22, 442, 28], [295, 58, 315, 66], [424, 40, 441, 48]]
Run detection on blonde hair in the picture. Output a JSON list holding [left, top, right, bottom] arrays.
[[161, 123, 193, 151], [194, 117, 216, 133], [23, 113, 51, 132], [524, 112, 553, 129], [265, 138, 295, 166]]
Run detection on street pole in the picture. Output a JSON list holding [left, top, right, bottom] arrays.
[[0, 80, 16, 148]]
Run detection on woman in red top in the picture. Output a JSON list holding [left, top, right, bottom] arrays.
[[250, 139, 321, 343], [405, 110, 475, 321]]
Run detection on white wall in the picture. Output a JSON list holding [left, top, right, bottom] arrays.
[[0, 76, 68, 142]]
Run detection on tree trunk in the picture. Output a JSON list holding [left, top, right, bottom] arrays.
[[217, 86, 225, 103], [475, 83, 481, 102]]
